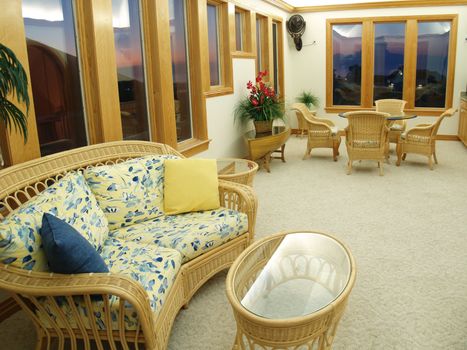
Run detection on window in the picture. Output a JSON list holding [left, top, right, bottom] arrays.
[[112, 0, 150, 141], [169, 0, 192, 142], [235, 11, 244, 52], [415, 21, 451, 108], [255, 14, 268, 74], [23, 0, 88, 156], [327, 15, 457, 113], [207, 3, 221, 86], [272, 20, 283, 97], [374, 23, 405, 101], [332, 24, 362, 106]]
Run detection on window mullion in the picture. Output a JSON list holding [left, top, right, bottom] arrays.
[[403, 19, 418, 109], [361, 20, 374, 108]]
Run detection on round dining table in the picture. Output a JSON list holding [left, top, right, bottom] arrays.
[[338, 113, 417, 121]]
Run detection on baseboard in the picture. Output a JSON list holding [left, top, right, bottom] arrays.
[[291, 129, 460, 141], [0, 297, 20, 323]]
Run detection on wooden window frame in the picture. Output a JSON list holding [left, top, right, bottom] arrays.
[[255, 14, 269, 75], [205, 0, 233, 97], [231, 5, 255, 58], [271, 19, 285, 98], [326, 14, 458, 116]]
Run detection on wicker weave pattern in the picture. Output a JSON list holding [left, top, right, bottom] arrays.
[[396, 108, 457, 170], [226, 231, 356, 350], [344, 111, 390, 175], [375, 99, 408, 144], [291, 103, 341, 161], [0, 141, 258, 350]]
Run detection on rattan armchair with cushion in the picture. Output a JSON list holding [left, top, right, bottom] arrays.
[[375, 99, 407, 144], [292, 102, 316, 137], [396, 108, 456, 170], [291, 103, 341, 161], [344, 111, 390, 176], [0, 141, 257, 350]]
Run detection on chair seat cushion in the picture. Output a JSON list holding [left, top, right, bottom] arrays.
[[390, 123, 405, 131], [0, 172, 109, 271], [109, 208, 248, 263], [84, 155, 180, 230], [352, 140, 379, 148], [401, 133, 431, 143], [38, 238, 181, 331]]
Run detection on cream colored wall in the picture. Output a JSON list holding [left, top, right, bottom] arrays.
[[285, 6, 467, 135], [198, 1, 289, 158]]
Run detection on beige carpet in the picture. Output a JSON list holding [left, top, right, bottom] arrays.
[[2, 138, 467, 349]]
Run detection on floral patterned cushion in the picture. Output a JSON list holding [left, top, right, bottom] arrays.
[[84, 155, 179, 230], [109, 208, 248, 263], [38, 238, 181, 330], [0, 172, 109, 271]]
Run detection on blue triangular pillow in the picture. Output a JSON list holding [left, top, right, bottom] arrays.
[[40, 213, 109, 274]]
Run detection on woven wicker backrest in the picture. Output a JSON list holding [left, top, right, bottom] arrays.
[[0, 141, 183, 218], [344, 111, 389, 147], [375, 99, 407, 116]]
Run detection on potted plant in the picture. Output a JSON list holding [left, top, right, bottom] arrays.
[[235, 70, 284, 133], [0, 43, 30, 142], [296, 91, 319, 110]]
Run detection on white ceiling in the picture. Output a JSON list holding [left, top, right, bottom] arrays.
[[284, 0, 395, 6]]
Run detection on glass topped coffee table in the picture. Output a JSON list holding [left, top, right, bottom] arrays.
[[226, 231, 356, 349]]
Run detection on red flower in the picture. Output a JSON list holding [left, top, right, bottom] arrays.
[[251, 86, 257, 94], [246, 81, 253, 89], [255, 76, 261, 83], [250, 97, 259, 106]]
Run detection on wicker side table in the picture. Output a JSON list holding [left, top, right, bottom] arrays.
[[217, 158, 259, 186], [226, 231, 356, 350]]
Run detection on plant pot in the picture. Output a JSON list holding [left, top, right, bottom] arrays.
[[254, 120, 273, 134]]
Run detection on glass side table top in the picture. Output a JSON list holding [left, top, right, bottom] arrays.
[[238, 232, 352, 319], [244, 125, 289, 140], [216, 158, 257, 175]]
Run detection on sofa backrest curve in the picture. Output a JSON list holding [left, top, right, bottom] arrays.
[[0, 141, 184, 218]]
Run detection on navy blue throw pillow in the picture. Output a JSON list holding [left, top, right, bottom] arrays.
[[40, 213, 109, 274]]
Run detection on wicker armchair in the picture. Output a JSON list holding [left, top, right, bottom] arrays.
[[292, 103, 316, 138], [396, 108, 457, 170], [375, 99, 407, 144], [344, 111, 390, 175], [0, 141, 257, 350], [291, 103, 341, 161]]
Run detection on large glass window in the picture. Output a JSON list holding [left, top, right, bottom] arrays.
[[22, 0, 87, 156], [272, 21, 279, 95], [169, 0, 192, 142], [373, 23, 405, 101], [112, 0, 150, 141], [235, 11, 244, 51], [332, 24, 362, 106], [415, 21, 451, 108], [256, 18, 262, 73], [207, 3, 221, 86]]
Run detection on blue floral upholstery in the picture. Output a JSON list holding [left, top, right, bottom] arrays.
[[0, 172, 108, 271], [84, 155, 179, 230], [39, 238, 181, 330], [109, 208, 248, 263]]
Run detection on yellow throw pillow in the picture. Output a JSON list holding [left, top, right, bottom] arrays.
[[164, 159, 220, 215]]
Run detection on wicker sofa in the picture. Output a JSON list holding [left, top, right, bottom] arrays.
[[0, 141, 257, 350]]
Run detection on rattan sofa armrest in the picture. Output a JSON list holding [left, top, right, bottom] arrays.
[[405, 125, 433, 137], [0, 265, 155, 332], [218, 180, 257, 239]]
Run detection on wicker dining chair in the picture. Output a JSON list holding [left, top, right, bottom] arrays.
[[292, 103, 316, 138], [396, 108, 457, 170], [344, 111, 390, 175], [291, 103, 341, 161], [375, 99, 407, 144]]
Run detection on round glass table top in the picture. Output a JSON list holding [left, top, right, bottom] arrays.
[[338, 113, 417, 121], [237, 232, 352, 320]]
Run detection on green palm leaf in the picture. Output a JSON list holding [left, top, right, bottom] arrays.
[[0, 43, 29, 141]]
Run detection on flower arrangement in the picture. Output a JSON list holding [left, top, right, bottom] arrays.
[[234, 71, 284, 130]]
